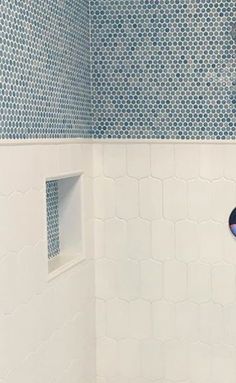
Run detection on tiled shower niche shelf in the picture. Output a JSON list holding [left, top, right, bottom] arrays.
[[45, 172, 84, 280]]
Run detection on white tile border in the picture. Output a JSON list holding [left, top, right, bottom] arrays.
[[0, 138, 236, 146], [92, 139, 236, 145]]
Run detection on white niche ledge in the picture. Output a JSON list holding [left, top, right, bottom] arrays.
[[45, 172, 85, 280]]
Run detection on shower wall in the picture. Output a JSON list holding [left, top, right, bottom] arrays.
[[91, 2, 236, 379], [91, 0, 235, 140], [1, 1, 236, 382], [1, 1, 95, 382], [0, 143, 95, 383], [94, 142, 236, 383]]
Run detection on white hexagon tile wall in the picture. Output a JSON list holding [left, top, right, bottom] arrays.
[[93, 142, 236, 383], [0, 143, 95, 383]]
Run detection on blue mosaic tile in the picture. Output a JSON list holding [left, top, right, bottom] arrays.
[[1, 0, 92, 139], [91, 0, 236, 140], [46, 181, 60, 259]]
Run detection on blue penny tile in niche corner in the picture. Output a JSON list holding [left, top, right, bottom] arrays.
[[90, 0, 236, 140], [46, 181, 60, 259], [1, 0, 92, 139]]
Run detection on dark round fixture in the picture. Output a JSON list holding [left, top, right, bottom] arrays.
[[229, 208, 236, 237]]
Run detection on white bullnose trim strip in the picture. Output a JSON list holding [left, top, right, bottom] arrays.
[[0, 138, 236, 146], [92, 138, 236, 145]]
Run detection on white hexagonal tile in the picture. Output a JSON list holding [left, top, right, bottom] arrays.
[[70, 143, 83, 172], [175, 144, 199, 180], [175, 220, 199, 262], [107, 299, 129, 340], [0, 147, 18, 195], [11, 146, 35, 193], [31, 241, 46, 295], [97, 337, 118, 378], [83, 175, 94, 220], [104, 144, 126, 178], [199, 302, 224, 344], [129, 300, 152, 340], [189, 342, 211, 383], [151, 144, 174, 179], [127, 144, 150, 179], [94, 177, 116, 219], [37, 145, 60, 179], [96, 378, 107, 383], [139, 177, 162, 220], [152, 219, 175, 261], [164, 340, 189, 381], [224, 145, 236, 180], [105, 218, 126, 260], [118, 339, 141, 379], [211, 179, 236, 223], [95, 259, 117, 300], [199, 221, 224, 263], [211, 344, 236, 383], [223, 231, 236, 265], [7, 192, 30, 252], [25, 188, 44, 246], [81, 143, 93, 177], [0, 314, 15, 376], [58, 144, 73, 174], [128, 379, 154, 383], [153, 301, 175, 341], [93, 144, 104, 177], [188, 179, 212, 221], [188, 262, 211, 303], [94, 219, 105, 259], [212, 264, 236, 305], [140, 260, 163, 301], [116, 177, 139, 219], [127, 218, 151, 260], [0, 196, 11, 257], [223, 304, 236, 346], [175, 302, 199, 341], [0, 252, 18, 315], [116, 259, 140, 300], [96, 299, 106, 338], [164, 260, 187, 302], [200, 144, 224, 180], [163, 179, 187, 221], [141, 340, 164, 380]]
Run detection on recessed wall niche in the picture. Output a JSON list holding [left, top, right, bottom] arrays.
[[45, 172, 84, 279]]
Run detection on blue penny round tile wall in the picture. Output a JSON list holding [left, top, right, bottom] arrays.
[[91, 0, 236, 140], [2, 0, 235, 141], [1, 0, 92, 139]]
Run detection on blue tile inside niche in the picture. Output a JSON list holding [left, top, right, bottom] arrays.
[[46, 181, 60, 259], [91, 0, 236, 140]]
